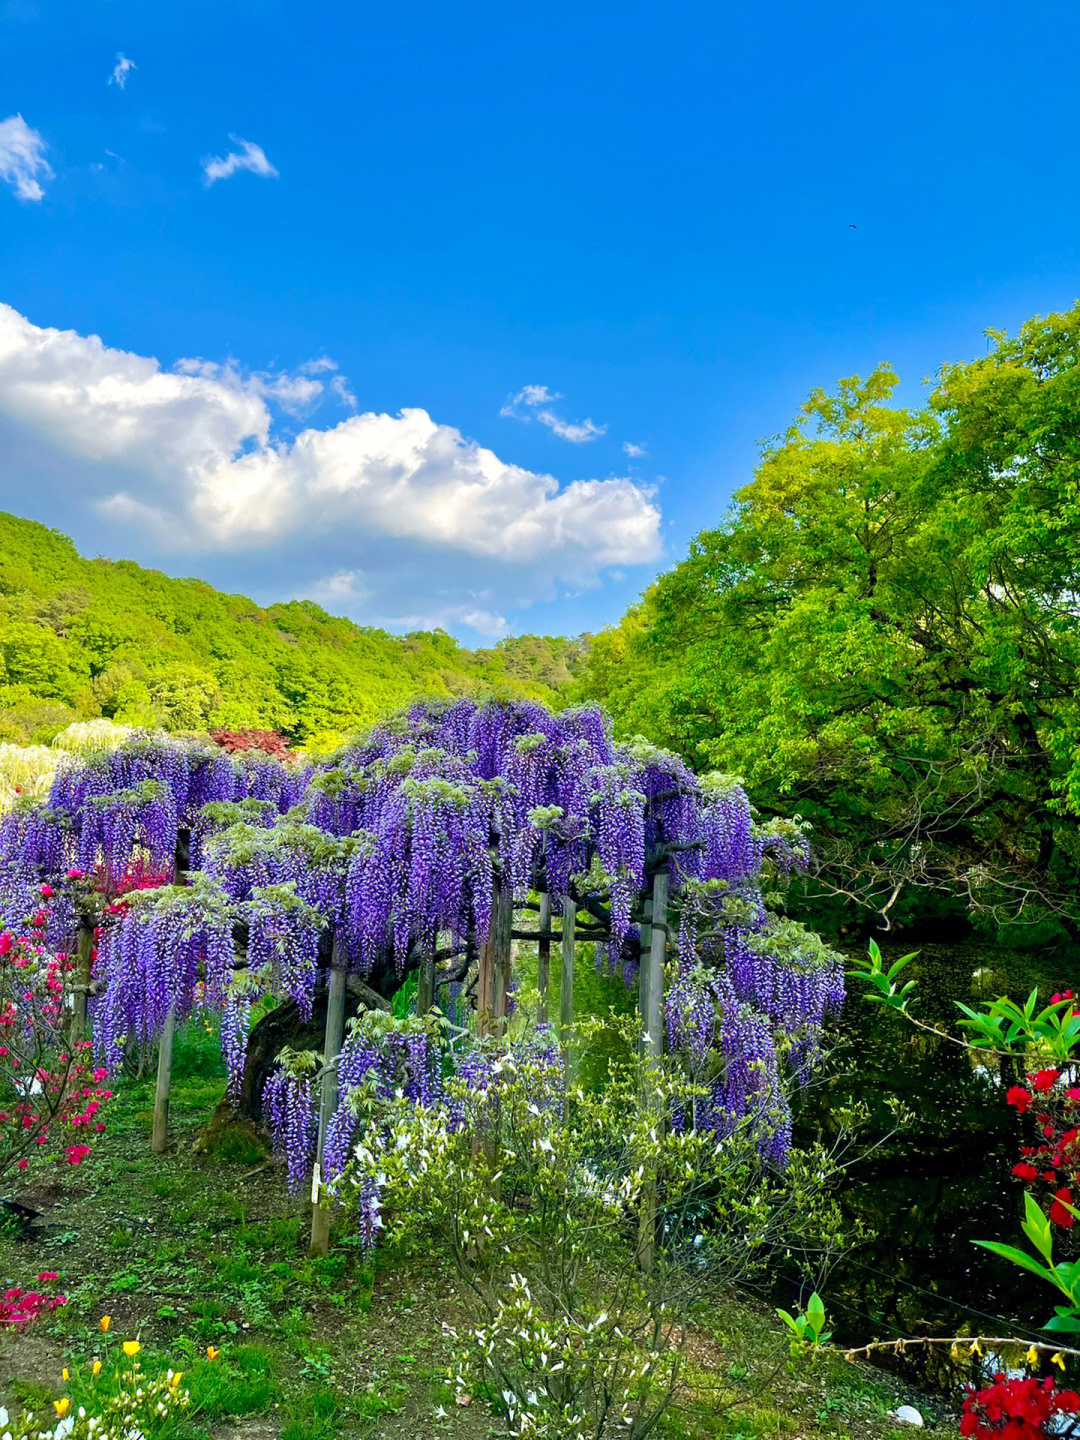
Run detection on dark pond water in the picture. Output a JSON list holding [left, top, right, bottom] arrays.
[[788, 938, 1078, 1386]]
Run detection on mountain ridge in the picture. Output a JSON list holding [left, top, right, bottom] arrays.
[[0, 512, 582, 747]]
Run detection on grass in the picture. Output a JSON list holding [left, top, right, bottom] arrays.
[[0, 1019, 954, 1438]]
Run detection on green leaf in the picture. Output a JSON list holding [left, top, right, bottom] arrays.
[[973, 1240, 1055, 1285]]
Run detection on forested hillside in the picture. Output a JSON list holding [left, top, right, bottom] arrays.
[[0, 513, 583, 746]]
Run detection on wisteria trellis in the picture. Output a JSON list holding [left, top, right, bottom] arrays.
[[0, 702, 843, 1210]]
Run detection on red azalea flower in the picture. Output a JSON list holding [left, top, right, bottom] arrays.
[[1012, 1163, 1039, 1183], [1007, 1086, 1034, 1114], [1030, 1069, 1061, 1094], [1050, 1187, 1074, 1227]]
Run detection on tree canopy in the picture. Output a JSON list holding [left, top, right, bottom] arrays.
[[579, 306, 1080, 934]]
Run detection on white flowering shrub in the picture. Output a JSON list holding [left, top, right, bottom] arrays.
[[50, 720, 135, 756], [0, 743, 62, 814], [339, 1013, 845, 1439]]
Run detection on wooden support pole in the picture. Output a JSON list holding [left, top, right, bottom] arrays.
[[639, 867, 669, 1274], [310, 932, 347, 1257], [71, 918, 94, 1047], [416, 952, 435, 1015], [151, 1004, 177, 1156], [490, 881, 514, 1039], [637, 898, 652, 1055], [537, 892, 551, 1024], [559, 897, 575, 1059], [476, 882, 498, 1039], [643, 869, 668, 1066]]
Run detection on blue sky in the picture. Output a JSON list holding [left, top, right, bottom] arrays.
[[1, 0, 1079, 641]]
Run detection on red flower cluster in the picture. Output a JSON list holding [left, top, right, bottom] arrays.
[[1008, 1068, 1079, 1227], [961, 1374, 1080, 1438], [0, 1277, 68, 1329], [209, 727, 294, 761]]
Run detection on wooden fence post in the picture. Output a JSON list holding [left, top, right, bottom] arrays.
[[559, 898, 575, 1061], [537, 892, 551, 1024], [310, 930, 347, 1257], [639, 867, 669, 1273], [151, 1004, 177, 1155]]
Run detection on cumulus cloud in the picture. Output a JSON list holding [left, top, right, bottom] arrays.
[[0, 305, 661, 634], [202, 136, 278, 185], [623, 441, 646, 457], [500, 383, 606, 443], [109, 54, 136, 89], [0, 114, 52, 201]]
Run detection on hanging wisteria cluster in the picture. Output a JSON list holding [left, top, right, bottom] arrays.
[[0, 702, 844, 1206]]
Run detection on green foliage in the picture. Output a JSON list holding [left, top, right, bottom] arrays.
[[578, 308, 1080, 931], [0, 512, 584, 747], [974, 1192, 1080, 1334], [776, 1292, 831, 1356], [338, 1013, 847, 1440], [850, 939, 1080, 1062]]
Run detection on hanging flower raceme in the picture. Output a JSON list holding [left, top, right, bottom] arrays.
[[93, 876, 237, 1069], [262, 1059, 317, 1193]]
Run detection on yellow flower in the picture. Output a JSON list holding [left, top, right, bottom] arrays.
[[99, 1315, 111, 1332], [92, 1359, 102, 1376], [950, 1343, 960, 1361], [970, 1340, 982, 1357], [61, 1368, 69, 1381], [206, 1345, 220, 1361], [1026, 1346, 1040, 1368], [170, 1371, 183, 1390], [53, 1399, 70, 1419], [1052, 1352, 1066, 1371], [122, 1340, 140, 1358]]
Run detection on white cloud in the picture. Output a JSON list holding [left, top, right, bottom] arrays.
[[501, 383, 606, 442], [0, 304, 662, 632], [172, 354, 347, 416], [109, 54, 136, 89], [0, 114, 52, 201], [623, 441, 646, 457], [202, 136, 278, 185], [536, 410, 606, 443], [330, 374, 357, 409], [304, 568, 372, 609]]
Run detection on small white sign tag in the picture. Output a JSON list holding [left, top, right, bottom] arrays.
[[311, 1162, 321, 1205]]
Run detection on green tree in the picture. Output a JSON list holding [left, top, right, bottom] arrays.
[[581, 307, 1080, 934]]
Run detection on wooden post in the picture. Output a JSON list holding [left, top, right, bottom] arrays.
[[537, 892, 551, 1024], [476, 882, 498, 1039], [490, 882, 513, 1039], [71, 918, 94, 1047], [151, 1004, 177, 1155], [310, 931, 347, 1257], [416, 952, 435, 1015], [637, 898, 652, 1055], [643, 870, 668, 1066], [639, 867, 669, 1273], [559, 897, 575, 1060]]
